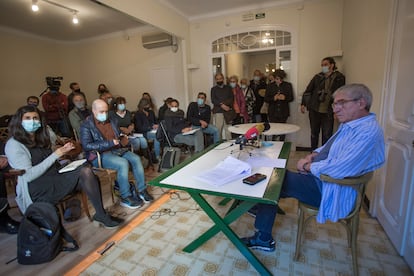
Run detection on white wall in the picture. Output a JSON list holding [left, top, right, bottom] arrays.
[[0, 28, 183, 114]]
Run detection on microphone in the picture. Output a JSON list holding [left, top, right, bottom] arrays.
[[235, 123, 265, 144]]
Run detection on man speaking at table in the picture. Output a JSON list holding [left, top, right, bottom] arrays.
[[241, 84, 385, 252]]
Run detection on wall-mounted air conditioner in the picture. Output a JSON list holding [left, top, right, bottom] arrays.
[[142, 32, 173, 49]]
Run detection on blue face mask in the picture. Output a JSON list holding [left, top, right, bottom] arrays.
[[117, 104, 126, 111], [96, 113, 107, 122], [230, 82, 236, 88], [197, 98, 204, 106], [22, 119, 41, 133], [322, 66, 330, 74]]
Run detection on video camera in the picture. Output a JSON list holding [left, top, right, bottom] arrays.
[[46, 76, 63, 92]]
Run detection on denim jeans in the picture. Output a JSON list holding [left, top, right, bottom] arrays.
[[174, 129, 204, 152], [92, 151, 146, 198], [254, 171, 322, 236], [146, 130, 160, 158], [129, 136, 148, 151], [194, 124, 220, 143]]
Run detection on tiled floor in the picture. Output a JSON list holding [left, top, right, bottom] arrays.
[[78, 151, 413, 276]]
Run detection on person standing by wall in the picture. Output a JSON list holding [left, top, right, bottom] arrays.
[[211, 73, 234, 140], [300, 57, 345, 150], [250, 69, 267, 123], [264, 70, 294, 141]]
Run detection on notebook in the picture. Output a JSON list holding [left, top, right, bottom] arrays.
[[58, 159, 87, 173]]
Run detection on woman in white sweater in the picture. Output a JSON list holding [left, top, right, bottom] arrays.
[[5, 105, 121, 229]]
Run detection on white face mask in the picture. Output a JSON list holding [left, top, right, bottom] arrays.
[[170, 107, 178, 112], [322, 66, 330, 74]]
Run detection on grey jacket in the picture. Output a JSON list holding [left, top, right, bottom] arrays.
[[5, 138, 59, 213]]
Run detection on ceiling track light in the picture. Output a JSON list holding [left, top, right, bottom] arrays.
[[32, 0, 39, 12], [31, 0, 80, 25]]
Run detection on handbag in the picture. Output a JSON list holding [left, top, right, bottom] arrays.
[[223, 109, 236, 124]]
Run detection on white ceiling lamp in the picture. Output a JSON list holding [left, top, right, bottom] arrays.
[[31, 0, 39, 12], [72, 12, 79, 25]]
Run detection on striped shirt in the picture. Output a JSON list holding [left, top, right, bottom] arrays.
[[309, 113, 385, 223]]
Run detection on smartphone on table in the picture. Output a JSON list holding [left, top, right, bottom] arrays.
[[242, 173, 267, 185]]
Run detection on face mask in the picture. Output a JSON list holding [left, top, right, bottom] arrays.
[[216, 81, 224, 86], [230, 82, 236, 88], [95, 113, 107, 122], [28, 102, 38, 107], [143, 107, 150, 112], [99, 88, 107, 93], [117, 104, 126, 111], [74, 101, 85, 109], [50, 90, 58, 94], [74, 88, 81, 93], [197, 98, 204, 106], [22, 119, 41, 133], [107, 98, 113, 105], [322, 66, 330, 74], [241, 84, 247, 89], [253, 76, 260, 81], [170, 107, 178, 112]]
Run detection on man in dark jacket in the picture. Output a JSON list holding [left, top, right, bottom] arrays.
[[80, 99, 153, 209], [164, 99, 204, 153], [211, 73, 234, 140], [186, 92, 219, 143], [300, 57, 345, 150]]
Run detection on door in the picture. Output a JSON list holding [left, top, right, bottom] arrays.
[[374, 0, 414, 270]]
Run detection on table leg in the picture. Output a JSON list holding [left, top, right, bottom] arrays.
[[183, 192, 273, 276]]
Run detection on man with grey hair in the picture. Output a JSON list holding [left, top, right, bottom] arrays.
[[80, 99, 154, 209], [242, 84, 385, 252]]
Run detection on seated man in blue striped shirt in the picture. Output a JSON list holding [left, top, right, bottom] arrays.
[[242, 83, 385, 252]]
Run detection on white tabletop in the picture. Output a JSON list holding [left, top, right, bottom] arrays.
[[228, 123, 300, 136]]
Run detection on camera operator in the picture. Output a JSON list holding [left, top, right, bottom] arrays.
[[41, 77, 72, 138]]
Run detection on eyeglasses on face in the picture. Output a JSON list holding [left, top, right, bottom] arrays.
[[331, 98, 359, 109]]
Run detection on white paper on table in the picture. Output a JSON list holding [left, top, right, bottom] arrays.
[[194, 156, 251, 186], [246, 157, 287, 168]]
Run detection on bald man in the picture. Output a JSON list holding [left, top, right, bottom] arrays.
[[80, 99, 153, 209]]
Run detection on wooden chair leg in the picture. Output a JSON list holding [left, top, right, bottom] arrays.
[[294, 205, 305, 261]]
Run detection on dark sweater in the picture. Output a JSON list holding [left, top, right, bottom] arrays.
[[210, 85, 234, 113], [134, 110, 157, 134], [164, 109, 190, 138], [186, 102, 212, 126]]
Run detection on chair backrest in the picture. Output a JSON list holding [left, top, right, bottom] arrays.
[[320, 172, 374, 219]]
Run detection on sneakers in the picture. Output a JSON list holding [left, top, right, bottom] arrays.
[[139, 189, 154, 203], [120, 196, 144, 209], [93, 214, 122, 229], [241, 231, 275, 252]]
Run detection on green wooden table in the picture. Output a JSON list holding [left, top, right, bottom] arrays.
[[149, 141, 291, 276]]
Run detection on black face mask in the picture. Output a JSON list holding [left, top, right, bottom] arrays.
[[74, 88, 81, 92], [216, 81, 224, 86], [144, 107, 151, 112]]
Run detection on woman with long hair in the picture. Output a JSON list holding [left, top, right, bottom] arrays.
[[5, 105, 121, 229]]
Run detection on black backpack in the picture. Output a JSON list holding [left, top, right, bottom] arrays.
[[17, 202, 79, 265]]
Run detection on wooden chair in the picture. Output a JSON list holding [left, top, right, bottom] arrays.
[[4, 169, 91, 221], [294, 172, 374, 276]]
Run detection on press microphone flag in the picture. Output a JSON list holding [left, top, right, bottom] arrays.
[[235, 123, 266, 144]]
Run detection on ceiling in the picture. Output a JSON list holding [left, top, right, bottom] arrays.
[[0, 0, 296, 42]]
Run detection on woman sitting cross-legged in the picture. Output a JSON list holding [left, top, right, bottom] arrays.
[[5, 105, 122, 229]]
